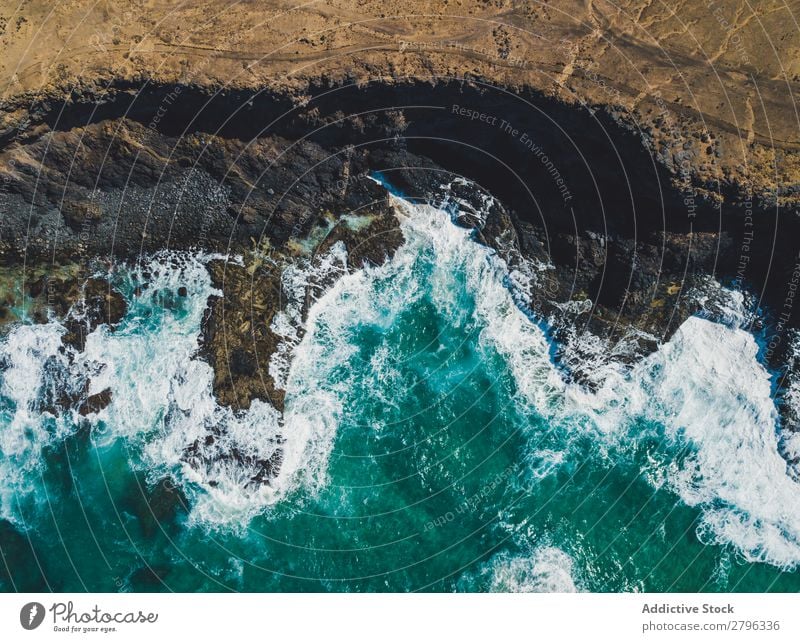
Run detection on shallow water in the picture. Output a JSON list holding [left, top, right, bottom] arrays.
[[1, 196, 799, 592]]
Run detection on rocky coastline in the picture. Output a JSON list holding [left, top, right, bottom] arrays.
[[0, 75, 798, 489]]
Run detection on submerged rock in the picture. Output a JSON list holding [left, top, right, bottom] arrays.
[[128, 475, 190, 540]]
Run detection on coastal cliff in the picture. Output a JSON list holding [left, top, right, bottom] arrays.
[[0, 0, 798, 480]]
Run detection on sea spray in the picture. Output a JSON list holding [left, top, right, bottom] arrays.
[[0, 322, 73, 522], [0, 251, 347, 529], [1, 189, 800, 589], [462, 546, 580, 592]]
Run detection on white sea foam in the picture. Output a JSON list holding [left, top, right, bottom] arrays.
[[81, 254, 217, 439], [2, 186, 798, 569], [629, 317, 800, 568], [509, 294, 800, 569], [269, 241, 349, 390], [484, 546, 579, 592], [84, 252, 345, 528], [389, 196, 566, 413], [0, 252, 348, 528], [388, 193, 800, 570], [303, 194, 800, 569], [514, 275, 799, 567], [0, 322, 73, 522], [689, 277, 755, 329]]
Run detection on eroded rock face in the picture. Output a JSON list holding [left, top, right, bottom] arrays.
[[0, 0, 798, 491], [198, 175, 403, 411], [1, 0, 798, 210]]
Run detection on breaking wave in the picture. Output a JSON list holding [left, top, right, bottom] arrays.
[[384, 195, 800, 571], [0, 252, 343, 528], [483, 547, 579, 592], [1, 187, 798, 579]]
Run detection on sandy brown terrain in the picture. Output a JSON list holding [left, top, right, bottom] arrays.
[[0, 0, 798, 205]]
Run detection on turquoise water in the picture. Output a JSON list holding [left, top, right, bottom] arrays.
[[1, 195, 799, 592]]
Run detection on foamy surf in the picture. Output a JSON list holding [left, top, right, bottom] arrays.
[[632, 317, 800, 569], [386, 193, 800, 570], [1, 185, 799, 581], [0, 251, 347, 529], [470, 547, 579, 592]]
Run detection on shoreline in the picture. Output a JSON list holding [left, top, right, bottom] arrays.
[[0, 74, 798, 486]]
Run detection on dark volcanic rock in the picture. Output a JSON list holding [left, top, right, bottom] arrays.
[[77, 388, 112, 416], [26, 275, 127, 351], [229, 348, 257, 377], [61, 278, 127, 351], [198, 187, 402, 412], [199, 260, 284, 411], [1, 78, 798, 482]]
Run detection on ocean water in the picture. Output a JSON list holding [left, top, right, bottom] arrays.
[[1, 194, 799, 592]]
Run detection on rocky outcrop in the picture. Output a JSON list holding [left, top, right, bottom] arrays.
[[199, 178, 403, 410], [0, 0, 798, 485], [2, 1, 799, 208], [0, 75, 796, 402], [18, 272, 126, 417]]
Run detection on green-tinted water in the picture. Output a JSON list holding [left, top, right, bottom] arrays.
[[1, 198, 799, 592]]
